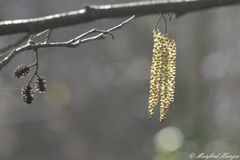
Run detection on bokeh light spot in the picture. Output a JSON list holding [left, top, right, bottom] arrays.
[[154, 126, 184, 153], [44, 82, 71, 107]]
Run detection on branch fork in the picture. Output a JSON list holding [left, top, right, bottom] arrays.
[[0, 16, 135, 103]]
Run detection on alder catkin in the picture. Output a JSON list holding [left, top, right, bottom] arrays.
[[148, 29, 162, 117], [159, 33, 169, 122], [148, 29, 176, 122], [166, 38, 176, 112]]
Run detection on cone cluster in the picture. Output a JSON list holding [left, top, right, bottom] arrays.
[[14, 63, 47, 104], [148, 29, 176, 122]]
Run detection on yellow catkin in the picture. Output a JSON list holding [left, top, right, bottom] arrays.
[[148, 29, 176, 122], [166, 38, 176, 111], [148, 29, 162, 116], [159, 33, 169, 122]]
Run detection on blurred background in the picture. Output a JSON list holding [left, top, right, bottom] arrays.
[[0, 0, 240, 160]]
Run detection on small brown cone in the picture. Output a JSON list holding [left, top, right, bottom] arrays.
[[34, 77, 47, 93], [14, 64, 30, 78], [21, 85, 34, 104]]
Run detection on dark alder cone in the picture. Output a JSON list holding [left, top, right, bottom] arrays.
[[34, 77, 46, 93], [21, 85, 34, 104], [14, 64, 30, 78]]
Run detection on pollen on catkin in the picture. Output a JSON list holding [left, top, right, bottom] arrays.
[[166, 38, 176, 112], [148, 29, 176, 122], [148, 29, 162, 117]]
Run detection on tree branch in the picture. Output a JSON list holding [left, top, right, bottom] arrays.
[[0, 16, 135, 71], [0, 0, 239, 36], [0, 34, 30, 54]]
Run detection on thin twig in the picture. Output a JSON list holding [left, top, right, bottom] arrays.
[[0, 34, 30, 54], [154, 14, 167, 33], [45, 29, 51, 43], [0, 15, 135, 71], [28, 49, 39, 86], [0, 0, 239, 36]]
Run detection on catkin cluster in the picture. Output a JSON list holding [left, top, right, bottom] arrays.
[[148, 29, 176, 122]]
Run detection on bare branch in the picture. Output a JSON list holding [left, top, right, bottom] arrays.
[[0, 16, 135, 71], [0, 34, 30, 54], [0, 0, 239, 36]]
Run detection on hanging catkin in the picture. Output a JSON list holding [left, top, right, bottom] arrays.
[[148, 28, 176, 122], [148, 29, 162, 117], [166, 37, 176, 112]]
